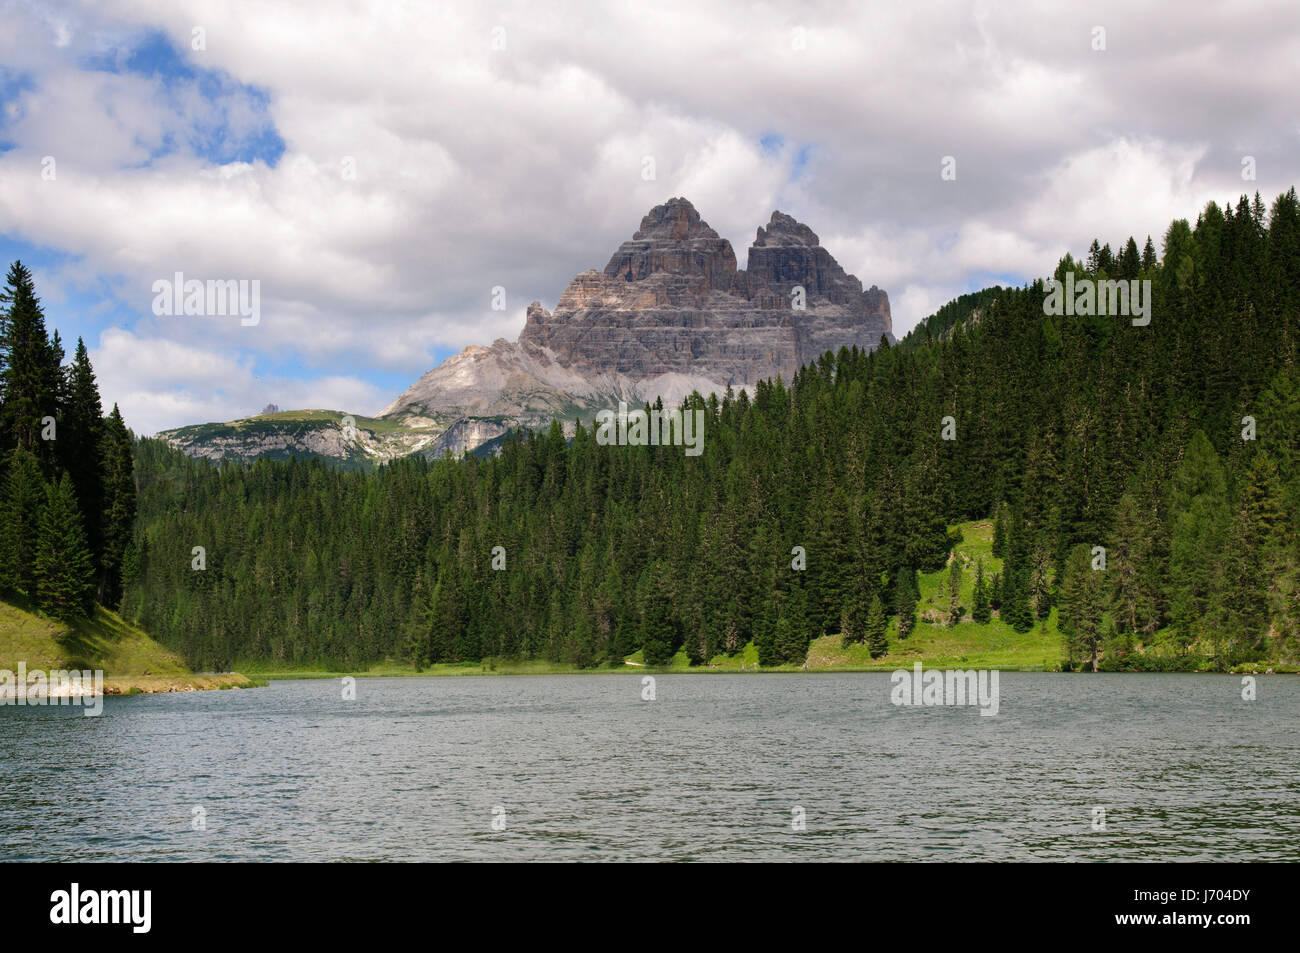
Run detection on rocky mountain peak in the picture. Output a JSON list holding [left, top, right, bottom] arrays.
[[754, 210, 820, 248], [602, 197, 737, 289], [517, 197, 892, 387], [630, 197, 719, 241]]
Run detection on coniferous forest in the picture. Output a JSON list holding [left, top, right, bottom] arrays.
[[0, 263, 137, 622], [112, 192, 1300, 673]]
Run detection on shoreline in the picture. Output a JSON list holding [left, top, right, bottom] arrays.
[[103, 673, 265, 694], [0, 672, 263, 700], [247, 663, 1298, 680]]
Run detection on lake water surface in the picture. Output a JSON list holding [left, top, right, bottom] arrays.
[[2, 673, 1297, 861]]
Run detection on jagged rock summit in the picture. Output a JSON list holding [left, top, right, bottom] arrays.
[[510, 197, 891, 387], [166, 199, 892, 462]]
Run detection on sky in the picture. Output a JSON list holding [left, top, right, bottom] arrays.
[[2, 0, 1298, 434]]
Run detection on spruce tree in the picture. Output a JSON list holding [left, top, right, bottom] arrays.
[[1222, 452, 1286, 656], [1167, 431, 1230, 652], [99, 404, 136, 604], [1110, 486, 1165, 638], [1141, 235, 1158, 271], [34, 471, 95, 620], [864, 593, 888, 658], [840, 583, 872, 647], [640, 563, 678, 665], [0, 262, 59, 459], [777, 585, 810, 664], [1059, 543, 1107, 671], [404, 573, 432, 668], [0, 448, 45, 595], [991, 504, 1006, 558], [64, 338, 106, 566], [894, 569, 916, 639], [1119, 236, 1141, 280], [944, 557, 962, 626], [904, 458, 952, 572]]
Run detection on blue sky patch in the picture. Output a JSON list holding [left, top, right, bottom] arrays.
[[81, 29, 285, 167]]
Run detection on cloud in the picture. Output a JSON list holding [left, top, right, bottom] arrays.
[[91, 328, 386, 435], [1, 0, 1298, 429]]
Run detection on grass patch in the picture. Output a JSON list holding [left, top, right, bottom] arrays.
[[1, 598, 264, 690], [0, 599, 189, 676]]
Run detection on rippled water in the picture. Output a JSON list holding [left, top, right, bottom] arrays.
[[1, 673, 1297, 861]]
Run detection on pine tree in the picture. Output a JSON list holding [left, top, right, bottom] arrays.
[[640, 563, 678, 665], [64, 338, 106, 567], [1097, 242, 1114, 275], [1222, 452, 1286, 657], [809, 487, 855, 634], [1109, 489, 1165, 638], [840, 582, 873, 647], [944, 557, 962, 626], [0, 262, 60, 460], [1059, 543, 1107, 671], [1167, 431, 1230, 652], [894, 569, 916, 639], [428, 564, 463, 663], [1086, 239, 1102, 272], [776, 584, 810, 664], [1119, 236, 1141, 280], [99, 404, 136, 604], [1000, 508, 1035, 632], [865, 593, 888, 658], [34, 471, 95, 620], [1141, 235, 1158, 271], [404, 573, 432, 668], [904, 458, 952, 572], [0, 448, 45, 595]]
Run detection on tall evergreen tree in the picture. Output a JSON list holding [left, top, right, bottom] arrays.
[[944, 557, 962, 626], [1222, 452, 1286, 656], [34, 471, 95, 620], [1059, 543, 1107, 671], [0, 448, 45, 595], [0, 262, 59, 460], [1166, 431, 1230, 652], [640, 562, 678, 665], [865, 593, 888, 658], [64, 338, 106, 564], [1141, 235, 1158, 271], [894, 569, 916, 639], [99, 404, 137, 604]]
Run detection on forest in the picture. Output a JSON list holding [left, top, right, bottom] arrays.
[[114, 191, 1300, 673], [0, 262, 137, 622]]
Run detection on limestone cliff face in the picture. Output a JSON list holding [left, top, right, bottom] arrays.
[[516, 198, 891, 389]]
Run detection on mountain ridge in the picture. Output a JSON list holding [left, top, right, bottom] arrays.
[[162, 198, 892, 462]]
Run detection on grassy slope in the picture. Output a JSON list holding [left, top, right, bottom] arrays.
[[0, 598, 257, 690], [805, 519, 1060, 670]]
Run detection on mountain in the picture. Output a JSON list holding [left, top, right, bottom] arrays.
[[129, 190, 1300, 673], [161, 198, 892, 461]]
